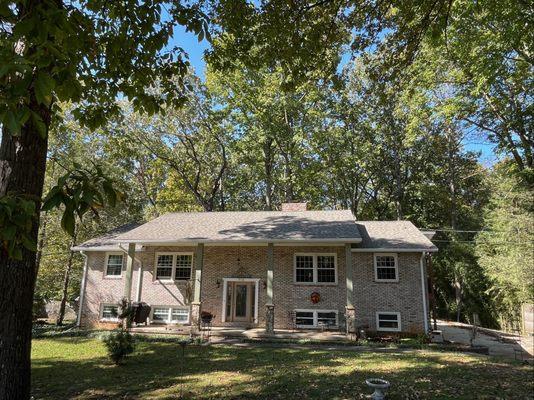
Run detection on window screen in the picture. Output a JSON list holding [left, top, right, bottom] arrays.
[[101, 305, 119, 320], [317, 255, 336, 283], [375, 255, 397, 280], [295, 255, 314, 282], [295, 311, 314, 326], [175, 254, 192, 280], [171, 308, 189, 322], [152, 307, 170, 322], [156, 255, 174, 279], [377, 313, 400, 330], [106, 254, 123, 276]]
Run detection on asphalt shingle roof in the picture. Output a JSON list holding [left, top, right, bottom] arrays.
[[71, 223, 142, 251], [115, 210, 361, 243], [354, 221, 437, 251], [73, 212, 437, 252]]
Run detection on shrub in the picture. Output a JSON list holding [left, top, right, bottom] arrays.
[[103, 329, 135, 365]]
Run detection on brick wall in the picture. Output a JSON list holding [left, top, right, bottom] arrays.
[[80, 246, 427, 333], [352, 252, 426, 333]]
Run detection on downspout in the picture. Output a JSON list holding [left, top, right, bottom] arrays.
[[76, 251, 89, 327], [420, 252, 429, 333], [135, 261, 143, 302]]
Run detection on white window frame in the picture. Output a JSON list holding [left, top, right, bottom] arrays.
[[376, 311, 402, 332], [150, 305, 190, 324], [293, 253, 338, 285], [294, 309, 338, 328], [104, 252, 124, 278], [374, 253, 399, 282], [154, 252, 194, 282], [100, 303, 120, 321]]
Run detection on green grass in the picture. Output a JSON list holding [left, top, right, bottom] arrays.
[[32, 337, 533, 399]]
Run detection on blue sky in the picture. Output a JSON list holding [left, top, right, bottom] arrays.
[[173, 27, 497, 166]]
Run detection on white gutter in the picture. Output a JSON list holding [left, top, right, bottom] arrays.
[[351, 247, 438, 253], [420, 253, 429, 333], [135, 262, 143, 302], [110, 238, 363, 245], [76, 251, 89, 327]]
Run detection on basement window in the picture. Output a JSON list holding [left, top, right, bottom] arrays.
[[295, 309, 338, 328], [151, 306, 190, 324], [101, 304, 119, 321], [376, 312, 401, 332]]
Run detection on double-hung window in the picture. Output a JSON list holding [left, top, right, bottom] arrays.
[[374, 253, 398, 282], [105, 253, 123, 277], [376, 312, 401, 332], [295, 309, 338, 328], [294, 254, 337, 284], [155, 253, 193, 281], [151, 306, 190, 324]]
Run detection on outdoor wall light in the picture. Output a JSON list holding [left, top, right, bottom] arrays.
[[216, 279, 221, 288]]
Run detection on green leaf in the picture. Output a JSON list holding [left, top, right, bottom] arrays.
[[21, 234, 37, 252], [3, 110, 21, 135], [34, 72, 55, 106], [31, 112, 47, 138], [2, 224, 16, 241], [60, 207, 76, 236]]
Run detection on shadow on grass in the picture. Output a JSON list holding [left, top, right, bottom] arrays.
[[32, 339, 533, 400]]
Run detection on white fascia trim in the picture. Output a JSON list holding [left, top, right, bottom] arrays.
[[71, 246, 145, 252], [109, 238, 362, 245], [351, 248, 438, 253]]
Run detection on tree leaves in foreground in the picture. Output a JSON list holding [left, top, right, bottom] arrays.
[[42, 164, 124, 236]]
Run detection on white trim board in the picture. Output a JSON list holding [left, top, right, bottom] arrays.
[[110, 238, 363, 245], [351, 248, 437, 253]]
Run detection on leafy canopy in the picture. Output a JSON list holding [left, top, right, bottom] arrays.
[[1, 0, 210, 135]]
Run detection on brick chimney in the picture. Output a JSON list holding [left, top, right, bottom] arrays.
[[281, 202, 308, 212]]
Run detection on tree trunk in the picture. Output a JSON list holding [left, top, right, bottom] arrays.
[[0, 103, 50, 399], [454, 273, 463, 323], [263, 136, 273, 210], [35, 212, 48, 272], [56, 232, 78, 326]]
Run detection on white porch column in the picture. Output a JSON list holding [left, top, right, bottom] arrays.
[[123, 243, 136, 302], [265, 242, 275, 335], [191, 243, 204, 327], [345, 243, 356, 334]]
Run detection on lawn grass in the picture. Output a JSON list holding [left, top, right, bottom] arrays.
[[32, 337, 533, 399]]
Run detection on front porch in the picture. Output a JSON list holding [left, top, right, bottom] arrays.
[[130, 324, 351, 342]]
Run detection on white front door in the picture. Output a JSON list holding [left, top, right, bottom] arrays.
[[223, 279, 259, 323]]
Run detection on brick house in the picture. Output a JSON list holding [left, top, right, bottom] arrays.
[[73, 203, 437, 334]]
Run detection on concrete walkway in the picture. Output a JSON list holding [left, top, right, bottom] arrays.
[[437, 320, 533, 360]]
